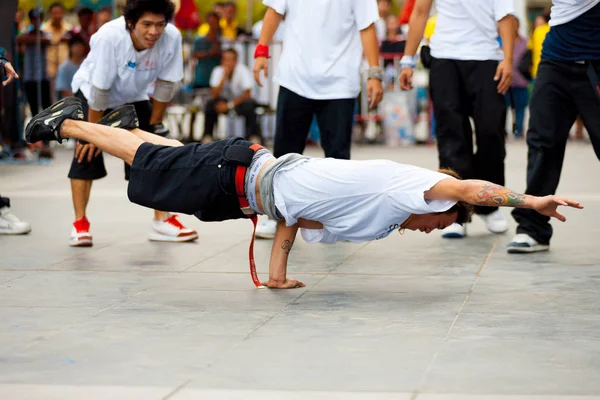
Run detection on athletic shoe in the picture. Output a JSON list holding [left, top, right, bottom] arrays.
[[478, 209, 508, 234], [25, 97, 84, 144], [148, 214, 198, 242], [440, 222, 466, 239], [255, 219, 277, 239], [507, 233, 549, 254], [97, 105, 139, 130], [0, 207, 31, 235], [70, 216, 93, 247]]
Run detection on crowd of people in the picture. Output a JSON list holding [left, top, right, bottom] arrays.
[[1, 0, 599, 268]]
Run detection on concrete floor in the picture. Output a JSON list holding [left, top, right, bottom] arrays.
[[1, 140, 599, 400]]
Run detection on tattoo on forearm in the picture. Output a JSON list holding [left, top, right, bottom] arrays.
[[281, 240, 292, 255], [475, 183, 527, 207]]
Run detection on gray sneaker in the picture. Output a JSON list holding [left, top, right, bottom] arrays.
[[507, 233, 549, 253]]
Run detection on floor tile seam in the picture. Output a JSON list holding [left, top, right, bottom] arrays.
[[162, 379, 192, 400], [199, 290, 312, 372], [309, 242, 372, 291], [411, 237, 500, 400], [0, 273, 31, 285]]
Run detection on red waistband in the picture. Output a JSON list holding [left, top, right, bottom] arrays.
[[234, 143, 264, 216]]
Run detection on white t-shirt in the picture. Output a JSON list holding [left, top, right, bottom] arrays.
[[252, 19, 286, 42], [72, 17, 183, 109], [430, 0, 514, 61], [209, 64, 254, 100], [273, 158, 457, 244], [263, 0, 379, 100], [549, 0, 600, 25]]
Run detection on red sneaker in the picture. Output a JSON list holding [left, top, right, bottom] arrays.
[[70, 216, 93, 247], [148, 214, 198, 242]]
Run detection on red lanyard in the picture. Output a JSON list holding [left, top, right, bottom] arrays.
[[248, 215, 265, 288]]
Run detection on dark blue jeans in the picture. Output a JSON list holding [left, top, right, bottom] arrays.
[[506, 87, 530, 136], [273, 86, 355, 159]]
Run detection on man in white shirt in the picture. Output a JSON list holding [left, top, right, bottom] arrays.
[[252, 0, 385, 238], [68, 0, 197, 247], [399, 0, 517, 240], [202, 48, 263, 143], [27, 98, 583, 288], [508, 0, 600, 253]]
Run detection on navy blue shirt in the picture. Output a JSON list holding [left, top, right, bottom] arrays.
[[542, 2, 600, 61]]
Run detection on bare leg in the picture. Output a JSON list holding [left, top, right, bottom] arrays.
[[130, 128, 184, 147], [61, 120, 145, 165], [71, 179, 92, 220]]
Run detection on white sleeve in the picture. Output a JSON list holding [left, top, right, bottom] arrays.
[[209, 67, 223, 87], [352, 0, 380, 31], [89, 34, 118, 91], [263, 0, 286, 15], [387, 169, 457, 215], [493, 0, 515, 21], [158, 26, 184, 82]]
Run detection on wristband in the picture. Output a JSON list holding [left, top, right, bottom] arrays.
[[253, 44, 270, 59], [367, 66, 384, 81], [400, 55, 417, 69]]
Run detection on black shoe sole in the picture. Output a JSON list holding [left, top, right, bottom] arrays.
[[97, 105, 139, 130]]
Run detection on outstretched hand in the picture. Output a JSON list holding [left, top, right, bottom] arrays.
[[532, 195, 583, 222], [262, 278, 305, 289]]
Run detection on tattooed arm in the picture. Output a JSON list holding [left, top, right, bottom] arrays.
[[264, 220, 305, 289], [426, 178, 583, 221]]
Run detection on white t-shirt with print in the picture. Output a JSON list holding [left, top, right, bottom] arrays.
[[273, 158, 457, 244], [263, 0, 379, 100], [72, 16, 183, 109], [430, 0, 514, 61], [209, 64, 254, 100]]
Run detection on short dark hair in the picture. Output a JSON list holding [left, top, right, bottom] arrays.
[[438, 168, 474, 225], [68, 35, 86, 48], [123, 0, 175, 31], [48, 2, 63, 12], [206, 11, 219, 21], [28, 7, 44, 22], [222, 47, 238, 59], [78, 7, 95, 17]]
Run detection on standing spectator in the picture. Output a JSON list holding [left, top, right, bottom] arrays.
[[18, 8, 52, 120], [95, 7, 113, 31], [507, 18, 530, 138], [508, 1, 600, 253], [529, 11, 550, 80], [41, 2, 71, 92], [15, 9, 28, 35], [375, 0, 392, 43], [65, 7, 95, 54], [380, 14, 406, 88], [0, 55, 31, 235], [202, 48, 262, 144], [69, 0, 197, 246], [252, 0, 384, 238], [193, 12, 221, 89], [198, 1, 244, 40], [56, 36, 86, 99], [399, 0, 517, 239]]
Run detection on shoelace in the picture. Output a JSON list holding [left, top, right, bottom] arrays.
[[164, 214, 185, 230]]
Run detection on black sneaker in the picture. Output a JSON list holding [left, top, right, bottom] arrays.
[[25, 97, 84, 144], [97, 105, 139, 130]]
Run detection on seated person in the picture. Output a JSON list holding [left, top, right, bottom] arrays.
[[26, 97, 584, 289], [202, 48, 263, 144]]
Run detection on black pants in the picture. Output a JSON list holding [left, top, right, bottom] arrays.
[[273, 86, 355, 159], [512, 60, 600, 245], [24, 80, 51, 116], [68, 92, 153, 180], [429, 58, 507, 215], [203, 97, 261, 140], [0, 195, 9, 208]]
